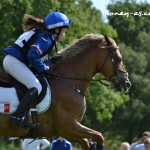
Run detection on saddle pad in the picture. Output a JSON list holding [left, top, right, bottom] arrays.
[[0, 83, 51, 114]]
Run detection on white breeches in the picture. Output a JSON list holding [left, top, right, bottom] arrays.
[[3, 55, 42, 95]]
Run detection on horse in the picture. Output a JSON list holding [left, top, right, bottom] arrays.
[[0, 34, 131, 150]]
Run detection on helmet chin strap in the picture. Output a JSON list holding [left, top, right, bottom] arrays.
[[50, 33, 58, 54], [54, 28, 62, 53], [48, 39, 58, 59], [48, 27, 63, 57], [55, 28, 62, 40], [54, 40, 58, 53]]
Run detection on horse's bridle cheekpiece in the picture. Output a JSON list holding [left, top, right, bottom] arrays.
[[105, 46, 131, 91]]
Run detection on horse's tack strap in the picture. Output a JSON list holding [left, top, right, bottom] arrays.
[[30, 109, 40, 137], [50, 74, 86, 97]]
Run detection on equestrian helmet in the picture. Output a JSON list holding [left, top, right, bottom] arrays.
[[44, 12, 72, 29]]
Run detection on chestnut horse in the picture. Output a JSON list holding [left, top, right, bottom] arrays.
[[0, 34, 131, 149]]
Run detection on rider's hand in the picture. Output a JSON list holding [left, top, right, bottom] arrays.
[[41, 65, 53, 76], [44, 55, 61, 66]]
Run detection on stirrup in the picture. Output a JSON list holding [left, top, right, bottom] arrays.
[[10, 114, 22, 125], [20, 120, 38, 129], [10, 114, 37, 129]]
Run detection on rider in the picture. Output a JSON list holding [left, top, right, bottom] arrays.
[[3, 12, 72, 128]]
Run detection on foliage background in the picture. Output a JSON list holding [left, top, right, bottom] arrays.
[[0, 0, 150, 149]]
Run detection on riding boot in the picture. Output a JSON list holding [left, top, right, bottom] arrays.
[[10, 87, 38, 128]]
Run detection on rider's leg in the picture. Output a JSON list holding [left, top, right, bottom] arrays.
[[10, 87, 38, 127], [3, 55, 42, 127]]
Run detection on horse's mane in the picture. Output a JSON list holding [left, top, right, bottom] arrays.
[[57, 34, 104, 63]]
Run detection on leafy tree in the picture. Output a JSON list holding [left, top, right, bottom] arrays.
[[108, 0, 150, 47], [83, 74, 129, 131], [134, 31, 150, 72], [107, 0, 150, 143], [119, 43, 147, 75]]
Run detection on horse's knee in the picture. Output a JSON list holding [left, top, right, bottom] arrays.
[[99, 132, 104, 143], [97, 133, 104, 147]]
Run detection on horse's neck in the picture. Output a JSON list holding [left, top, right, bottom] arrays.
[[60, 49, 97, 76], [55, 47, 98, 91]]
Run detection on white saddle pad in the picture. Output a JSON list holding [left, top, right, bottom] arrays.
[[0, 79, 51, 114]]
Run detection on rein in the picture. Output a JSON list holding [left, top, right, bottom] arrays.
[[48, 74, 110, 97], [52, 74, 110, 86]]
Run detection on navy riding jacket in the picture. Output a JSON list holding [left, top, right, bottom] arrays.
[[4, 29, 56, 73]]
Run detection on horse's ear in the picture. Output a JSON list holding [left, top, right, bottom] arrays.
[[104, 34, 112, 45]]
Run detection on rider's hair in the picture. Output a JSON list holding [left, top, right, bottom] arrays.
[[22, 14, 45, 31]]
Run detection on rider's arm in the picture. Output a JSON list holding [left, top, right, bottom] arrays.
[[27, 35, 53, 73]]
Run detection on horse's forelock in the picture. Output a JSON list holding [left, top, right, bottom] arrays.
[[57, 34, 103, 63]]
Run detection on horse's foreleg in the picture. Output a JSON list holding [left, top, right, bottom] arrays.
[[57, 121, 104, 149], [76, 138, 90, 150], [74, 122, 104, 147]]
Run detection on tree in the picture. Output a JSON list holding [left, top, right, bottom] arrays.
[[107, 0, 150, 143], [107, 0, 150, 47], [83, 74, 129, 131], [134, 31, 150, 72]]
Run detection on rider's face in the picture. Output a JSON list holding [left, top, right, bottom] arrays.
[[58, 28, 67, 41]]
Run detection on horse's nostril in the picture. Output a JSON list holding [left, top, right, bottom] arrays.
[[126, 81, 131, 88]]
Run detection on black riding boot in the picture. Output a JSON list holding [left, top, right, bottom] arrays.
[[10, 87, 38, 128]]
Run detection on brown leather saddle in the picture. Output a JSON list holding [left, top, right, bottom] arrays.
[[0, 70, 48, 105]]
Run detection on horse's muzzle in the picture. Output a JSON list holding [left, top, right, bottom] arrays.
[[110, 75, 131, 92], [116, 78, 131, 92]]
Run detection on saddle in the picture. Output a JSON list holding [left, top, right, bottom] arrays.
[[0, 70, 47, 105]]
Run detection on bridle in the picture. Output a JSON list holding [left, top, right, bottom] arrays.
[[48, 44, 129, 96], [100, 45, 129, 90]]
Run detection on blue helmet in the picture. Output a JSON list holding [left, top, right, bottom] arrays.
[[44, 12, 72, 29]]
